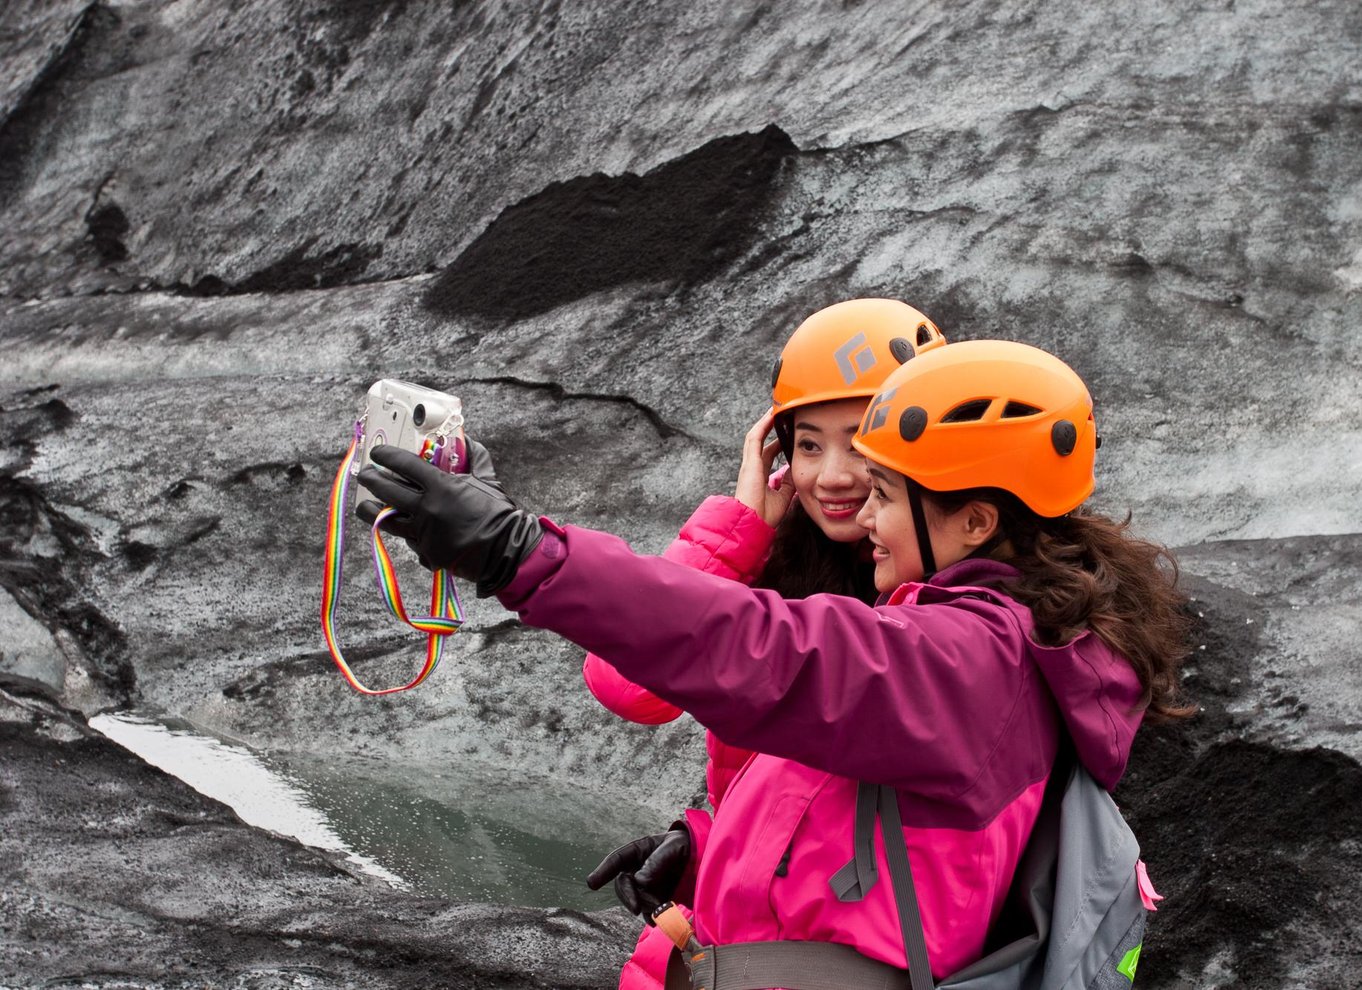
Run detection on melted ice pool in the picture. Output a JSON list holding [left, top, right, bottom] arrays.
[[90, 711, 631, 910]]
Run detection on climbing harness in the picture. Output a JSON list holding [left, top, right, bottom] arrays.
[[651, 781, 930, 990], [321, 415, 467, 695]]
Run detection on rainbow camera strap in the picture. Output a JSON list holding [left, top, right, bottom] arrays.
[[321, 420, 466, 695]]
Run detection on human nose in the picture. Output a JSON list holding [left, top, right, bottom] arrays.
[[856, 497, 874, 530], [819, 448, 866, 490]]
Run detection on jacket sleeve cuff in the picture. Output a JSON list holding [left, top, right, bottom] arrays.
[[668, 495, 776, 585], [496, 517, 568, 610], [670, 807, 712, 907]]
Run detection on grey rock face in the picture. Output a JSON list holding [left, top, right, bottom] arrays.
[[0, 1, 1359, 987], [0, 586, 66, 694]]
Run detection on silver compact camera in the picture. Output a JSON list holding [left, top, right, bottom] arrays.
[[354, 379, 464, 506]]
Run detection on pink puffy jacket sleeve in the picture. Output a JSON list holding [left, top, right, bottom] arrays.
[[581, 496, 776, 723]]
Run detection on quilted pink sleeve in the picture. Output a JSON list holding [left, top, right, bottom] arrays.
[[582, 652, 683, 724], [669, 495, 776, 585]]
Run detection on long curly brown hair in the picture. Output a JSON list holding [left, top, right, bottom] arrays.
[[926, 487, 1195, 722]]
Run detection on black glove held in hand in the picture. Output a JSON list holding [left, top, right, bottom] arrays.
[[585, 826, 690, 919], [356, 444, 543, 596]]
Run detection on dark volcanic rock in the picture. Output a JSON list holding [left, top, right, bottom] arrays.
[[1116, 535, 1362, 988], [425, 125, 797, 320]]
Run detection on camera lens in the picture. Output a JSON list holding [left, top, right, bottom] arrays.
[[412, 403, 426, 427]]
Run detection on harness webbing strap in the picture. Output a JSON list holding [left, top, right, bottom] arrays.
[[321, 429, 465, 695], [653, 903, 700, 953], [684, 940, 913, 990], [660, 789, 940, 990], [876, 783, 936, 990], [827, 783, 936, 989], [830, 778, 881, 901]]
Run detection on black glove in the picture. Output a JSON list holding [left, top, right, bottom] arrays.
[[380, 438, 500, 565], [356, 444, 543, 596], [585, 826, 690, 919], [463, 437, 500, 490]]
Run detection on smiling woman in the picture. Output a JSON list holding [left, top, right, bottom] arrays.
[[860, 463, 1001, 590], [575, 297, 946, 990]]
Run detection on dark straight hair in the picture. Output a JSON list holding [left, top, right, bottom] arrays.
[[752, 500, 879, 604]]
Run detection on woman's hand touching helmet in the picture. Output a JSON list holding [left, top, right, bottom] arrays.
[[735, 408, 796, 529]]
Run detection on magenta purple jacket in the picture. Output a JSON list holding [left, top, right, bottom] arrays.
[[501, 519, 1146, 980]]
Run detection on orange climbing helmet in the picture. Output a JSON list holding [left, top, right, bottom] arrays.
[[851, 339, 1098, 517], [770, 298, 946, 412]]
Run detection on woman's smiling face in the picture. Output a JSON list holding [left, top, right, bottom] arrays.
[[788, 398, 872, 543], [856, 465, 927, 591], [856, 466, 1002, 592]]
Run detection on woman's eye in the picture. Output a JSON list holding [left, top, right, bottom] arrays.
[[796, 438, 819, 453]]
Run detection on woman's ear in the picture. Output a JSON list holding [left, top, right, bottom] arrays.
[[960, 500, 1000, 549]]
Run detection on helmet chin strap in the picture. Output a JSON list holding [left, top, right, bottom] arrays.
[[774, 411, 795, 465], [904, 475, 937, 580]]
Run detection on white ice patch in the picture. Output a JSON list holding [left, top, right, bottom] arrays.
[[89, 711, 407, 888]]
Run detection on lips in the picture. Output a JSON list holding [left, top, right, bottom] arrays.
[[817, 497, 866, 520]]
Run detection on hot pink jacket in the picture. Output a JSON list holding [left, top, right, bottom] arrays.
[[583, 495, 774, 809], [504, 523, 1145, 981]]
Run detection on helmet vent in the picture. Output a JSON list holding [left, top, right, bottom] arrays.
[[940, 399, 992, 424], [899, 406, 928, 441], [889, 337, 915, 364], [770, 356, 783, 391], [915, 324, 935, 346], [1052, 420, 1078, 456], [1001, 401, 1043, 419]]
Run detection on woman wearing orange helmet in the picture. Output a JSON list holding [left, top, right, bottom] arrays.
[[356, 339, 1191, 987], [582, 297, 946, 767], [583, 297, 947, 720], [580, 298, 945, 990]]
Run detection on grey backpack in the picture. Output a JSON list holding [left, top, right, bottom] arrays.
[[934, 753, 1148, 989]]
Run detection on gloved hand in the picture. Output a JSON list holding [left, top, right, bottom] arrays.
[[463, 437, 500, 489], [586, 825, 690, 919], [356, 444, 543, 596], [379, 437, 501, 565]]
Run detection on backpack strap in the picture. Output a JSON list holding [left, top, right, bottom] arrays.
[[829, 778, 882, 901], [829, 781, 936, 990], [877, 782, 937, 990]]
